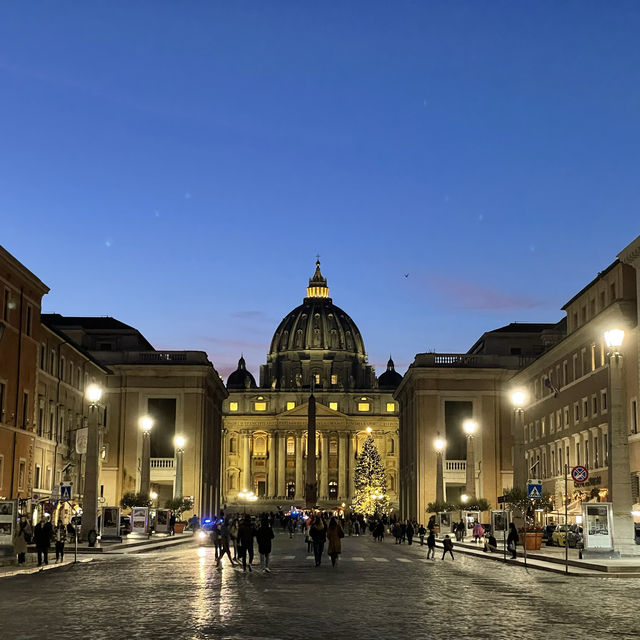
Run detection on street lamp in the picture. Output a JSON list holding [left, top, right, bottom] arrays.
[[511, 390, 527, 489], [139, 416, 153, 497], [434, 434, 446, 503], [366, 426, 372, 434], [174, 435, 186, 499], [83, 383, 102, 542], [604, 328, 638, 556], [463, 420, 478, 497]]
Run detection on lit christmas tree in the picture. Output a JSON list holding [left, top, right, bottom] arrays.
[[351, 434, 390, 517]]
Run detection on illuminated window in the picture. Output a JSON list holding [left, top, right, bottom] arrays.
[[254, 402, 267, 411], [253, 435, 267, 455], [286, 401, 295, 411], [314, 374, 320, 385], [331, 374, 337, 385], [358, 402, 370, 412], [329, 402, 338, 411], [330, 440, 338, 455], [287, 437, 295, 455], [386, 402, 395, 412], [229, 402, 238, 412]]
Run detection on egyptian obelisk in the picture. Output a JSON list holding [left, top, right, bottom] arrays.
[[305, 392, 318, 508]]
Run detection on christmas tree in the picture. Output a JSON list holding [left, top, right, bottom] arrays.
[[351, 434, 390, 517]]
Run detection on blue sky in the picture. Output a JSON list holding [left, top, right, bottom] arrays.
[[2, 2, 639, 378]]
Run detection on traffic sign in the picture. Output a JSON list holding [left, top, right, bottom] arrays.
[[497, 495, 505, 504], [60, 482, 73, 501], [527, 483, 543, 500], [571, 465, 589, 483], [51, 486, 59, 500]]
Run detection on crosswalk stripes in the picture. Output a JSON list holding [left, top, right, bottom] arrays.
[[282, 555, 295, 560], [372, 557, 389, 562], [271, 554, 416, 564], [306, 555, 313, 560], [351, 556, 365, 561], [397, 558, 412, 563]]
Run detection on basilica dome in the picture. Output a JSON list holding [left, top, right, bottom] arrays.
[[227, 356, 257, 390], [260, 261, 375, 390]]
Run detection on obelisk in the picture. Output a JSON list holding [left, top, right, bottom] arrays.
[[305, 392, 318, 508]]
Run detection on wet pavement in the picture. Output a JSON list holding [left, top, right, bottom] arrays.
[[0, 532, 638, 639]]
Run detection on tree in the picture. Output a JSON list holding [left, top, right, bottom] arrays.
[[120, 491, 152, 510], [164, 496, 194, 520], [351, 435, 390, 517], [503, 486, 553, 529]]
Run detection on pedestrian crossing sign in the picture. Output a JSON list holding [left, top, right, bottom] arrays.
[[527, 483, 543, 500]]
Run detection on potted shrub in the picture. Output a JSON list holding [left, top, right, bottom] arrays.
[[503, 487, 553, 550], [164, 497, 194, 533]]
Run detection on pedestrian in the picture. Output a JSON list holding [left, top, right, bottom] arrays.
[[218, 519, 236, 566], [483, 533, 498, 553], [230, 518, 239, 560], [507, 523, 519, 559], [326, 517, 344, 568], [441, 534, 454, 560], [13, 515, 31, 565], [237, 515, 255, 572], [256, 516, 274, 573], [288, 516, 296, 539], [455, 519, 465, 542], [188, 513, 200, 531], [54, 519, 67, 563], [406, 521, 414, 545], [472, 521, 485, 543], [34, 515, 53, 567], [418, 523, 426, 546], [169, 511, 176, 536], [309, 516, 327, 567], [426, 530, 436, 559]]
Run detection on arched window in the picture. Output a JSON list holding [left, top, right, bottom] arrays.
[[287, 437, 295, 456], [253, 434, 267, 456], [229, 437, 236, 454], [387, 438, 394, 454]]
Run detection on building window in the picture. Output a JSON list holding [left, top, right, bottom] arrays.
[[331, 374, 338, 385], [541, 418, 546, 437], [562, 361, 568, 386], [551, 450, 555, 477], [18, 459, 26, 491], [388, 438, 395, 454], [358, 402, 370, 412], [386, 402, 395, 413], [549, 413, 555, 434], [286, 401, 296, 411], [229, 437, 236, 454], [574, 402, 580, 424], [592, 395, 598, 415], [572, 354, 578, 381], [631, 399, 638, 434], [254, 402, 267, 412], [594, 437, 599, 468], [576, 442, 581, 466], [329, 402, 338, 411], [45, 466, 52, 490], [585, 440, 590, 469], [25, 305, 32, 336], [329, 440, 337, 455], [601, 390, 608, 412], [35, 465, 41, 489], [328, 481, 338, 499], [314, 374, 320, 385], [603, 433, 608, 465], [610, 282, 617, 300], [0, 381, 7, 422], [253, 435, 267, 456], [287, 482, 295, 499], [229, 402, 238, 412], [582, 398, 588, 420], [286, 437, 295, 456]]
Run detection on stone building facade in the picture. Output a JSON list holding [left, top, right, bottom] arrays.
[[222, 263, 401, 511]]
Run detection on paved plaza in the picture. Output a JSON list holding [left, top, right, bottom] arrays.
[[1, 532, 639, 640]]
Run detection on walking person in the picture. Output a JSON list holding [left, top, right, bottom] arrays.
[[426, 530, 436, 559], [169, 511, 176, 536], [455, 519, 466, 542], [256, 516, 275, 573], [507, 522, 519, 559], [418, 523, 426, 546], [441, 534, 454, 560], [34, 515, 53, 567], [230, 518, 239, 560], [237, 515, 255, 572], [218, 519, 236, 566], [472, 521, 485, 543], [13, 515, 31, 565], [406, 521, 414, 545], [309, 516, 327, 567], [54, 519, 67, 563], [326, 517, 344, 568]]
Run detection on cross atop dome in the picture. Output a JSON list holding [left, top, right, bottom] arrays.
[[306, 259, 330, 298]]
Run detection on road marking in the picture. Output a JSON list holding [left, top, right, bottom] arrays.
[[351, 556, 365, 561], [397, 558, 412, 563], [282, 555, 295, 560], [306, 555, 314, 560], [373, 557, 389, 562]]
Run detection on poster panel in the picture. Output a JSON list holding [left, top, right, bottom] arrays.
[[582, 502, 613, 551], [101, 507, 120, 538], [155, 509, 170, 534], [491, 509, 511, 539], [131, 507, 149, 535], [0, 501, 16, 546]]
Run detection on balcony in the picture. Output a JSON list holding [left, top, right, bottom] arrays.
[[444, 459, 466, 484], [150, 457, 175, 483]]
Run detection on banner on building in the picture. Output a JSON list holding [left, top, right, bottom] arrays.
[[582, 502, 613, 551], [101, 507, 120, 539], [0, 501, 16, 548], [131, 507, 149, 535], [75, 428, 88, 454]]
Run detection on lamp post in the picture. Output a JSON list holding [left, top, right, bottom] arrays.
[[434, 434, 446, 504], [140, 416, 153, 498], [604, 329, 639, 556], [463, 419, 478, 498], [511, 391, 527, 489], [82, 383, 102, 542], [174, 435, 185, 499]]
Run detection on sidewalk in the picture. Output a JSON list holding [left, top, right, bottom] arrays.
[[0, 532, 196, 578], [428, 537, 640, 577]]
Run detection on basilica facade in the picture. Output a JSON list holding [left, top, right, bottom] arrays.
[[221, 262, 401, 511]]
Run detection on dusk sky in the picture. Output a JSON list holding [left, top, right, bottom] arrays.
[[2, 2, 640, 379]]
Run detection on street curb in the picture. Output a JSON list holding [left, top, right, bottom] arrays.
[[0, 557, 94, 579]]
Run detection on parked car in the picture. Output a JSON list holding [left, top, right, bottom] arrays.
[[197, 518, 217, 546], [552, 524, 583, 548]]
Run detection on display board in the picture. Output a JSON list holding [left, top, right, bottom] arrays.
[[101, 507, 120, 538], [131, 507, 149, 535], [582, 502, 613, 551]]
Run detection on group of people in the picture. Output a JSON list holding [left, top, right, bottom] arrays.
[[13, 514, 71, 567]]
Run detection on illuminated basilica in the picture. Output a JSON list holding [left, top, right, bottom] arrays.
[[221, 262, 401, 510]]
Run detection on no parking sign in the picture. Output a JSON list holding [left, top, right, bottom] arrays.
[[571, 465, 589, 483]]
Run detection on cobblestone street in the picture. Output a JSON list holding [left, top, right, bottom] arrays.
[[1, 532, 639, 640]]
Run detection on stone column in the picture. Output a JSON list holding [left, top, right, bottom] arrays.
[[295, 432, 303, 500], [512, 408, 526, 489], [348, 432, 355, 500], [277, 432, 286, 497], [338, 432, 346, 499], [242, 432, 251, 492], [267, 433, 276, 498], [320, 433, 329, 499]]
